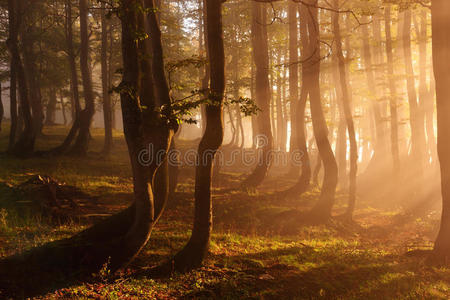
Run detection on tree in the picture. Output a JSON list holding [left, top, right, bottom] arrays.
[[385, 5, 400, 172], [402, 8, 426, 171], [283, 1, 311, 197], [8, 0, 35, 157], [68, 0, 95, 156], [0, 83, 3, 132], [306, 0, 338, 221], [431, 0, 450, 261], [0, 0, 176, 283], [66, 0, 81, 118], [101, 1, 113, 154], [170, 0, 225, 272], [243, 0, 273, 189], [331, 0, 357, 218]]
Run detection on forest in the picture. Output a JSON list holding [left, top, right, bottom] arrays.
[[0, 0, 449, 298]]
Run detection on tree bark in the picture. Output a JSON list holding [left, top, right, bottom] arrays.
[[0, 83, 3, 132], [283, 2, 311, 196], [288, 0, 299, 166], [403, 9, 426, 170], [307, 0, 338, 221], [101, 2, 113, 154], [431, 0, 450, 261], [8, 0, 35, 157], [171, 0, 224, 272], [243, 1, 273, 189], [7, 52, 17, 152], [45, 89, 57, 126], [385, 6, 400, 172], [60, 91, 67, 125], [69, 0, 95, 156], [332, 0, 357, 218]]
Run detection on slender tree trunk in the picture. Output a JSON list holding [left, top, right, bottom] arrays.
[[414, 10, 435, 164], [403, 9, 426, 170], [69, 0, 95, 156], [8, 56, 17, 152], [307, 1, 338, 220], [23, 32, 44, 138], [276, 54, 284, 151], [45, 89, 57, 126], [332, 0, 357, 218], [288, 0, 299, 163], [108, 25, 116, 130], [101, 2, 113, 154], [172, 0, 224, 272], [331, 28, 347, 189], [0, 82, 3, 132], [48, 0, 82, 154], [385, 6, 400, 172], [67, 0, 80, 116], [360, 15, 387, 176], [8, 0, 35, 157], [243, 1, 273, 188], [283, 2, 311, 196], [431, 0, 450, 261], [60, 91, 67, 125], [199, 0, 209, 136]]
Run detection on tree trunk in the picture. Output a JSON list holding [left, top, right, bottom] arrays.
[[8, 0, 35, 157], [60, 91, 67, 125], [45, 89, 57, 126], [283, 2, 311, 196], [198, 0, 209, 136], [288, 0, 299, 166], [69, 0, 95, 156], [276, 54, 284, 151], [8, 53, 17, 152], [243, 1, 273, 189], [0, 83, 3, 132], [101, 2, 113, 154], [332, 0, 357, 218], [403, 9, 426, 170], [307, 1, 338, 221], [414, 10, 435, 164], [331, 26, 347, 189], [22, 30, 44, 138], [431, 0, 450, 261], [385, 6, 400, 172], [171, 0, 224, 272]]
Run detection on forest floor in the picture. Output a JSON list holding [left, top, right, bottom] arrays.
[[0, 124, 449, 299]]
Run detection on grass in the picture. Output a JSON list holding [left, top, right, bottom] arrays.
[[0, 123, 449, 299]]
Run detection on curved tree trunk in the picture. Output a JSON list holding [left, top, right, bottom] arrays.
[[171, 0, 225, 272], [42, 0, 83, 155], [307, 1, 338, 221], [0, 3, 174, 291], [283, 2, 311, 196], [243, 1, 273, 189], [332, 0, 357, 218], [69, 0, 95, 156]]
